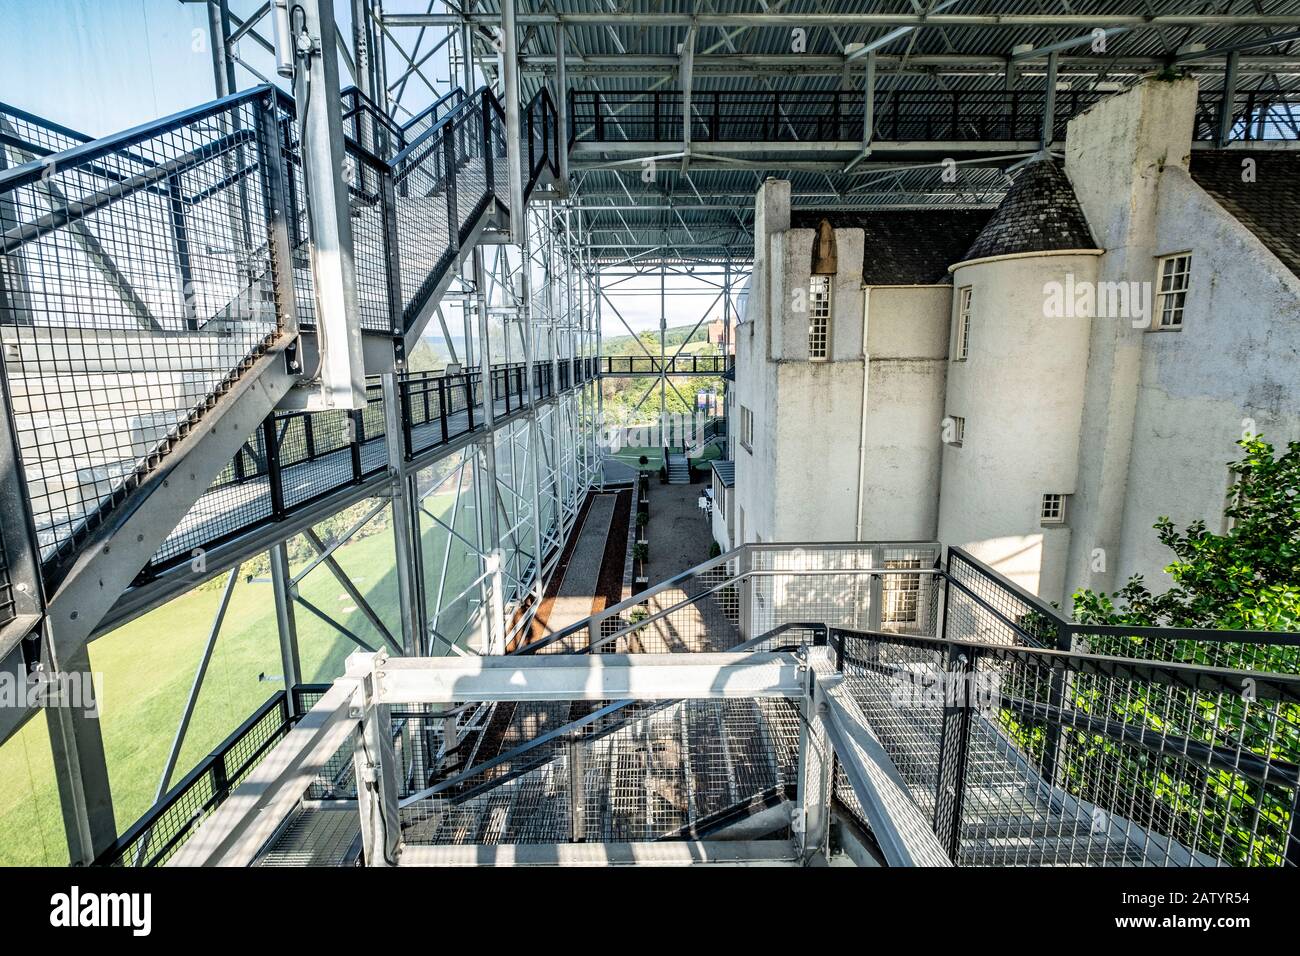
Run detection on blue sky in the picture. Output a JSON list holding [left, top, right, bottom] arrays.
[[1, 0, 219, 137]]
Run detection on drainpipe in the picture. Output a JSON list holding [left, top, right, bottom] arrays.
[[855, 286, 871, 540]]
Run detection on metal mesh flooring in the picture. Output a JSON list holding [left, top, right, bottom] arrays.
[[400, 697, 801, 846], [840, 651, 1174, 866], [256, 807, 361, 867]]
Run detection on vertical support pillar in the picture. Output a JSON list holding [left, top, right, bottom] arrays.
[[658, 267, 666, 442], [863, 51, 876, 148], [931, 645, 975, 861], [1040, 50, 1059, 148], [738, 545, 753, 641], [867, 545, 884, 632], [44, 636, 115, 865], [459, 17, 475, 92], [350, 0, 377, 154], [371, 1, 392, 120], [473, 247, 505, 653], [294, 0, 367, 409], [500, 0, 525, 242], [554, 22, 569, 194], [270, 543, 302, 715], [519, 215, 546, 612], [1217, 50, 1241, 148], [382, 373, 425, 654], [207, 0, 238, 97], [794, 661, 832, 863], [351, 659, 400, 866]]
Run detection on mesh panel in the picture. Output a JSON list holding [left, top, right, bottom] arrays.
[[1, 94, 284, 571], [98, 693, 291, 867], [400, 697, 800, 846]]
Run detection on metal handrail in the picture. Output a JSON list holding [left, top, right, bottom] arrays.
[[389, 84, 489, 168], [0, 84, 280, 193], [399, 621, 828, 808]]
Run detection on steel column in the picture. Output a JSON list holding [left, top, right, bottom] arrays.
[[382, 372, 425, 654], [293, 0, 368, 409], [270, 542, 303, 715]]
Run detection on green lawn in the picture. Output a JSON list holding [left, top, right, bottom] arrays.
[[608, 442, 724, 473], [0, 490, 477, 866]]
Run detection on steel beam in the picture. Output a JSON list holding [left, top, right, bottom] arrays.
[[554, 23, 569, 193], [381, 372, 424, 655], [292, 0, 368, 409], [501, 0, 525, 242], [368, 651, 806, 704], [384, 13, 1300, 29], [269, 542, 302, 715]]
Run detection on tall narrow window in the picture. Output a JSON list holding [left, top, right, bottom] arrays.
[[955, 286, 973, 360], [1154, 254, 1191, 329], [740, 405, 754, 452], [882, 559, 922, 626], [808, 275, 831, 361], [945, 415, 965, 447]]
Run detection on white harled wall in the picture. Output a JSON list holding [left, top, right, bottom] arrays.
[[938, 251, 1099, 601], [732, 75, 1300, 606]]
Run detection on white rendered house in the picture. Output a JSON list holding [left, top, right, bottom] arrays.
[[727, 76, 1300, 606]]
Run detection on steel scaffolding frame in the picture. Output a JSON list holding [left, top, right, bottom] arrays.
[[0, 0, 601, 865]]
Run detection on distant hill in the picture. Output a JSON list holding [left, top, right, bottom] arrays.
[[602, 323, 711, 356]]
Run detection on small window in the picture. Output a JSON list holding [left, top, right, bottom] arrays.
[[945, 415, 965, 447], [808, 275, 831, 361], [1041, 493, 1066, 524], [882, 559, 922, 626], [1154, 254, 1191, 329], [739, 406, 754, 452], [954, 286, 973, 360]]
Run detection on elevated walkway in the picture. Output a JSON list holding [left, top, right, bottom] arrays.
[[0, 81, 577, 745], [127, 543, 1300, 870]]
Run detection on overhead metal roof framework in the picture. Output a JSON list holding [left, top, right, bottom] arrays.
[[373, 0, 1300, 263]]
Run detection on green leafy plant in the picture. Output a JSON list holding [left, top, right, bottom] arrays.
[[632, 542, 648, 563], [1062, 436, 1300, 866]]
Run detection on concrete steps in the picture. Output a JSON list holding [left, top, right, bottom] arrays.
[[666, 451, 690, 484]]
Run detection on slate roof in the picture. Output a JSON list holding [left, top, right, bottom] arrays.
[[959, 159, 1097, 264], [1189, 150, 1300, 279], [790, 208, 992, 285]]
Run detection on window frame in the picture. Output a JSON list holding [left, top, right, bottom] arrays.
[[1152, 253, 1192, 331], [739, 405, 754, 453], [808, 274, 832, 361], [882, 558, 923, 626], [954, 285, 973, 361], [946, 414, 965, 447], [1040, 493, 1066, 524]]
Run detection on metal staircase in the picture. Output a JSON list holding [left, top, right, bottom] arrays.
[[0, 81, 561, 730]]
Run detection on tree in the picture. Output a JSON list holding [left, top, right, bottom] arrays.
[[1073, 436, 1300, 634], [1065, 435, 1300, 865]]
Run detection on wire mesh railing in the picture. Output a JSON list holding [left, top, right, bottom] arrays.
[[95, 690, 296, 867], [3, 80, 569, 590], [598, 354, 731, 375], [832, 625, 1300, 867], [0, 87, 291, 581], [339, 86, 407, 156], [135, 359, 593, 583]]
